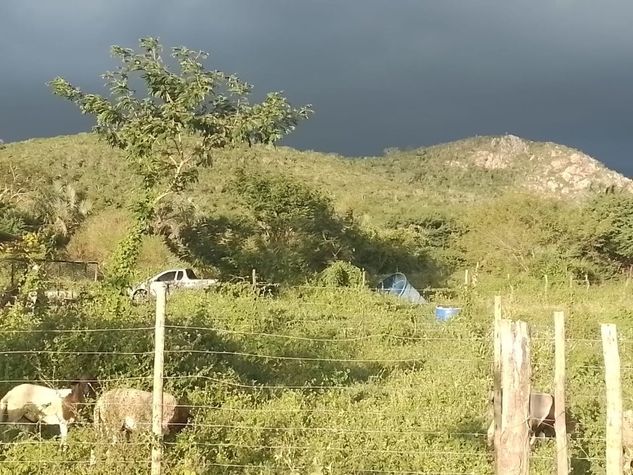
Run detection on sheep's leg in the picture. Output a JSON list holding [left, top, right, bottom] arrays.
[[529, 432, 538, 447], [486, 421, 495, 447], [58, 422, 68, 451], [624, 449, 633, 475]]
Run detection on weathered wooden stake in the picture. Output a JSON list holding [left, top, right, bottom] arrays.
[[251, 268, 257, 288], [601, 323, 623, 475], [554, 311, 569, 475], [151, 283, 167, 475], [464, 269, 470, 286], [361, 269, 366, 288], [493, 296, 503, 455], [497, 319, 531, 475], [544, 274, 549, 294]]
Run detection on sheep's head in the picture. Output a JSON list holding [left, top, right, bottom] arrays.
[[70, 375, 100, 400], [168, 404, 192, 434]]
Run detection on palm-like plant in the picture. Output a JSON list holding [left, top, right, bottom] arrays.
[[36, 182, 92, 243]]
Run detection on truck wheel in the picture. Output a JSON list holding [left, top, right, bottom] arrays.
[[132, 289, 148, 303]]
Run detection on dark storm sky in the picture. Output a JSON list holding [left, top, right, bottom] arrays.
[[2, 0, 633, 175]]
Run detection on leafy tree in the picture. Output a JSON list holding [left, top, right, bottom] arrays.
[[584, 192, 633, 268], [49, 37, 312, 287], [460, 193, 576, 277], [230, 170, 352, 282]]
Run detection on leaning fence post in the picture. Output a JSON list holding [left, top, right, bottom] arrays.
[[497, 319, 531, 475], [554, 311, 569, 475], [493, 296, 503, 455], [601, 323, 623, 475], [151, 283, 167, 475]]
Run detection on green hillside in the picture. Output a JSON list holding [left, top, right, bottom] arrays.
[[1, 133, 633, 474], [2, 133, 630, 221], [1, 132, 632, 288]]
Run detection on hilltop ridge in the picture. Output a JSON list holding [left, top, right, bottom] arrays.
[[0, 133, 629, 225], [377, 134, 633, 197]]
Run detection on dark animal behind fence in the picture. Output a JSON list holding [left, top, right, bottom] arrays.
[[487, 391, 575, 446]]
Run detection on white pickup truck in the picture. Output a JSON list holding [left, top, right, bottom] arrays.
[[129, 268, 218, 301]]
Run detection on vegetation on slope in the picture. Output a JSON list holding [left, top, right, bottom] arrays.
[[3, 130, 633, 288]]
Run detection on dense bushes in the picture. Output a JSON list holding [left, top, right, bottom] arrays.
[[0, 281, 630, 473], [458, 192, 633, 281], [583, 191, 633, 268], [50, 181, 633, 290]]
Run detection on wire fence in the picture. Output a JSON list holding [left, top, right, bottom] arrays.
[[0, 287, 625, 475]]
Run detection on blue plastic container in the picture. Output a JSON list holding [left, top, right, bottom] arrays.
[[377, 273, 426, 304], [435, 306, 461, 322]]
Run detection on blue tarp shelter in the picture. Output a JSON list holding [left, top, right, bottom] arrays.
[[377, 272, 426, 304]]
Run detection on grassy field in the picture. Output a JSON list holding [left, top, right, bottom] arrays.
[[0, 275, 630, 474]]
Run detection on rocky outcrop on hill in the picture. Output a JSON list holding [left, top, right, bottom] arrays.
[[444, 134, 633, 196]]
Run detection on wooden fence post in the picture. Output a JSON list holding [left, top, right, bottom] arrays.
[[554, 311, 569, 475], [497, 319, 531, 475], [493, 296, 503, 454], [151, 283, 167, 475], [601, 323, 623, 475]]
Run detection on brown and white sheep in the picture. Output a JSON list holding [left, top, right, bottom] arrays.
[[0, 378, 96, 447], [93, 388, 190, 442]]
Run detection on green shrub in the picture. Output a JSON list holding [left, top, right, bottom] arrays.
[[318, 261, 364, 287]]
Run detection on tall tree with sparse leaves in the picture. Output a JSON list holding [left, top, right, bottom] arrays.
[[49, 37, 312, 288]]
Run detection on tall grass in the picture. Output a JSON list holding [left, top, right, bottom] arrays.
[[0, 278, 630, 473]]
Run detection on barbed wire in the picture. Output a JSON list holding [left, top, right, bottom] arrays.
[[1, 322, 632, 345], [0, 326, 154, 334], [165, 325, 490, 342], [162, 441, 489, 457], [200, 463, 477, 475], [0, 350, 153, 356]]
